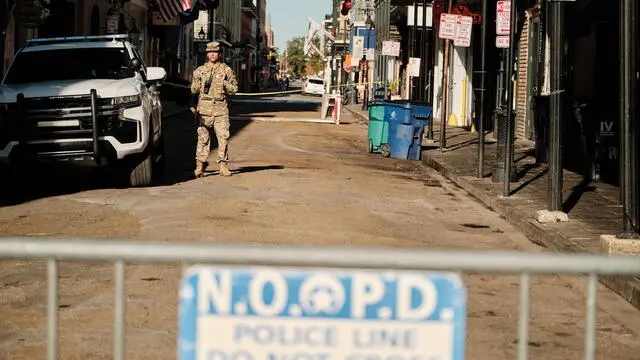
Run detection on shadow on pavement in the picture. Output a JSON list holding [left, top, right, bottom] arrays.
[[229, 101, 321, 115], [202, 165, 285, 177], [157, 116, 252, 186]]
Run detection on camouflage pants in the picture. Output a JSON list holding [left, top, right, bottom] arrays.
[[196, 115, 230, 164]]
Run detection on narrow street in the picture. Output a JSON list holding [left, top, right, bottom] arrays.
[[1, 96, 640, 359]]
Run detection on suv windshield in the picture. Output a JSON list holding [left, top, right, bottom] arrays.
[[309, 79, 323, 85], [3, 47, 134, 84]]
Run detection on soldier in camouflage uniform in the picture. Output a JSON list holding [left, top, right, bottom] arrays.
[[190, 41, 238, 178]]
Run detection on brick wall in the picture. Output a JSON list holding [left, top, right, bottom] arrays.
[[516, 12, 531, 140]]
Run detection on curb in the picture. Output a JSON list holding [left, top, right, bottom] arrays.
[[422, 153, 640, 311]]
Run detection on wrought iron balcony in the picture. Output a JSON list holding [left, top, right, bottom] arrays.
[[241, 0, 258, 19]]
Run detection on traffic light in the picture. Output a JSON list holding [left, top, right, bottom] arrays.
[[340, 0, 352, 16]]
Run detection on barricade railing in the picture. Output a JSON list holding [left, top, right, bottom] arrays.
[[1, 237, 639, 360]]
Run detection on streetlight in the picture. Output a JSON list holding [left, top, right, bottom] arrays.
[[198, 27, 206, 40]]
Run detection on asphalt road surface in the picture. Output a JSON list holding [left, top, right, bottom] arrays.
[[1, 94, 640, 359]]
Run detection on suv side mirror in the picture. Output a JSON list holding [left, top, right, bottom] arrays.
[[146, 67, 167, 83], [131, 58, 142, 71]]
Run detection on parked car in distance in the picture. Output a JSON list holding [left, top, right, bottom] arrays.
[[302, 77, 325, 96]]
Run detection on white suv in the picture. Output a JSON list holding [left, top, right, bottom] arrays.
[[302, 77, 325, 96], [0, 34, 167, 187]]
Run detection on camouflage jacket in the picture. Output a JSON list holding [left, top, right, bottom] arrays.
[[190, 62, 238, 117]]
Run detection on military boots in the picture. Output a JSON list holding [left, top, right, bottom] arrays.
[[219, 163, 232, 177], [194, 160, 206, 178]]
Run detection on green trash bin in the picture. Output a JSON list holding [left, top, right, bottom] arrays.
[[367, 101, 389, 154]]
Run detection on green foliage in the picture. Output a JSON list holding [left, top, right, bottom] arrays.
[[285, 36, 325, 77], [309, 54, 324, 75], [285, 37, 307, 77]]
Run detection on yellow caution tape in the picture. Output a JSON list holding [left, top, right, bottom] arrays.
[[161, 80, 387, 96], [161, 82, 301, 96]]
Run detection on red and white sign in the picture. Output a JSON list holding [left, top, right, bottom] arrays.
[[438, 13, 456, 40], [496, 36, 510, 48], [454, 15, 473, 47], [496, 0, 511, 36]]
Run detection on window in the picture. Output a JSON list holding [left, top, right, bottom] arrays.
[[309, 79, 324, 85], [3, 48, 134, 84]]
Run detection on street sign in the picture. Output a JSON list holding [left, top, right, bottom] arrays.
[[344, 55, 353, 72], [439, 13, 457, 40], [408, 57, 421, 77], [365, 48, 375, 60], [496, 36, 510, 48], [178, 266, 467, 360], [381, 41, 400, 56], [496, 1, 511, 36], [453, 15, 473, 47], [351, 36, 364, 66]]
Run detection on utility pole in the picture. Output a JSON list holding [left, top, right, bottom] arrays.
[[501, 0, 518, 196], [421, 0, 429, 103], [438, 0, 453, 151], [493, 0, 516, 190], [476, 0, 488, 178], [255, 0, 262, 91], [331, 0, 338, 92], [410, 0, 417, 100], [548, 0, 564, 209], [619, 0, 639, 235]]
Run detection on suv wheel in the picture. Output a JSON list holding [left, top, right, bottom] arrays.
[[153, 133, 166, 177], [121, 123, 159, 187], [129, 153, 153, 187]]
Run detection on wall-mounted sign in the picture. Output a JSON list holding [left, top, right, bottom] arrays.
[[106, 14, 119, 34]]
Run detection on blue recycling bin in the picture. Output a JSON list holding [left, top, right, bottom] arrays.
[[384, 101, 413, 125], [387, 102, 432, 160]]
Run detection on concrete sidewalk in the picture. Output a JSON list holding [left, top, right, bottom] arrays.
[[345, 104, 640, 310]]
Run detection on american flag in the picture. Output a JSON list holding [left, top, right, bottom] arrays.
[[157, 0, 193, 22]]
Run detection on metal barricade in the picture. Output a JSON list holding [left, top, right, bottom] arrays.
[[1, 237, 639, 360]]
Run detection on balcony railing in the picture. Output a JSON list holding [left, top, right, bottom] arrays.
[[241, 0, 258, 18]]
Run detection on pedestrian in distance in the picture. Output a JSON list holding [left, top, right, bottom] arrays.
[[189, 41, 238, 178]]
